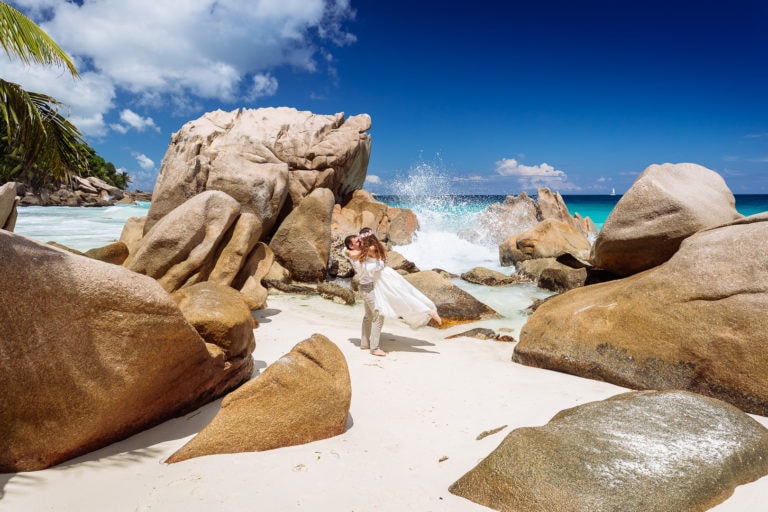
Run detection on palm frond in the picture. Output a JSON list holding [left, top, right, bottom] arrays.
[[0, 78, 85, 185], [0, 2, 78, 77]]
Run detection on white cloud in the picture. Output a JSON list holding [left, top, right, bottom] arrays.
[[8, 0, 355, 131], [365, 174, 382, 184], [248, 73, 279, 100], [1, 57, 116, 137], [119, 109, 160, 133], [123, 154, 158, 190], [496, 158, 565, 178], [495, 157, 580, 192], [135, 153, 156, 171]]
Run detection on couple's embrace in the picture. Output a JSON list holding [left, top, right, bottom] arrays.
[[344, 228, 442, 356]]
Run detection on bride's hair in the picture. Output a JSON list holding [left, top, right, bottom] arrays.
[[358, 227, 387, 262]]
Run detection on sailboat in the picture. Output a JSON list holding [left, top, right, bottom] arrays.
[[610, 187, 616, 196]]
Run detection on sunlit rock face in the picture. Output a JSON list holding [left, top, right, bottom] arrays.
[[514, 213, 768, 416], [591, 162, 743, 276], [166, 333, 351, 463], [450, 390, 768, 512], [144, 107, 371, 238], [0, 231, 251, 472], [0, 182, 18, 230]]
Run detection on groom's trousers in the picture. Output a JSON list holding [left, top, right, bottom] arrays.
[[359, 282, 383, 350]]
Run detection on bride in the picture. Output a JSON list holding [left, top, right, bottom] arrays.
[[348, 227, 442, 329]]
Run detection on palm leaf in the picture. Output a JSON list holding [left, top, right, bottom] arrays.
[[0, 2, 78, 76], [0, 2, 84, 189], [0, 78, 85, 184]]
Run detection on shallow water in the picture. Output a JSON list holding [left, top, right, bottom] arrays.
[[14, 202, 150, 253]]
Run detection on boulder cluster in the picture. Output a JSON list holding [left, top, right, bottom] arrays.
[[470, 164, 767, 416], [465, 188, 598, 293], [429, 162, 768, 509], [0, 107, 492, 471], [510, 163, 768, 414], [0, 107, 381, 471], [6, 177, 152, 207]]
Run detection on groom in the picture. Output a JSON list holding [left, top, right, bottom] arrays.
[[344, 234, 386, 356]]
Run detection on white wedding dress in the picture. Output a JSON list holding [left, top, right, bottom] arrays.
[[371, 263, 437, 329]]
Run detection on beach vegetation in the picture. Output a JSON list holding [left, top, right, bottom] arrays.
[[0, 124, 128, 190]]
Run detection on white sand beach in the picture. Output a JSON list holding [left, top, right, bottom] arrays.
[[3, 293, 767, 511]]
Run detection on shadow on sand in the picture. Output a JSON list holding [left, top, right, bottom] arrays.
[[252, 307, 282, 324], [348, 331, 439, 354]]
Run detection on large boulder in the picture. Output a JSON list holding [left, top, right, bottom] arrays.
[[171, 281, 256, 360], [535, 187, 597, 237], [207, 211, 263, 287], [84, 241, 129, 265], [233, 242, 275, 310], [123, 190, 241, 292], [514, 213, 768, 415], [450, 390, 768, 511], [537, 188, 574, 226], [386, 207, 419, 245], [73, 175, 98, 194], [499, 218, 592, 266], [386, 250, 419, 274], [460, 266, 525, 286], [537, 265, 588, 293], [119, 216, 147, 255], [86, 176, 124, 200], [167, 333, 351, 463], [269, 187, 335, 282], [403, 270, 498, 327], [331, 189, 418, 246], [591, 162, 743, 276], [0, 181, 19, 231], [341, 189, 389, 228], [0, 231, 251, 472], [144, 107, 371, 239], [464, 189, 597, 247], [515, 257, 574, 282], [462, 191, 540, 246]]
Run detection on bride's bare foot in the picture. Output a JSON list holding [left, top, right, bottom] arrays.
[[429, 311, 442, 326], [370, 348, 387, 356]]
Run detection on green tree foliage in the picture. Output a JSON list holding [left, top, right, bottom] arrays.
[[0, 123, 129, 190], [0, 2, 99, 191], [82, 144, 130, 190]]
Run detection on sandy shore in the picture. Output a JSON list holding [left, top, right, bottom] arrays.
[[3, 293, 767, 511]]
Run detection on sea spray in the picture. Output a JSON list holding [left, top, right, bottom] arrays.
[[380, 163, 565, 323], [383, 162, 517, 274]]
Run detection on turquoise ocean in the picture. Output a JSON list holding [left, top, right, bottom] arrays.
[[13, 190, 768, 327]]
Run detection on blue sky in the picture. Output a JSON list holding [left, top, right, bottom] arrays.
[[6, 0, 768, 194]]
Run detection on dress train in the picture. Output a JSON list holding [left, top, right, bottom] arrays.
[[372, 266, 437, 328]]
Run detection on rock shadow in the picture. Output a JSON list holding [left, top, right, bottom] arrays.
[[252, 307, 282, 324]]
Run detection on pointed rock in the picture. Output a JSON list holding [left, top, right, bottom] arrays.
[[167, 333, 351, 463]]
